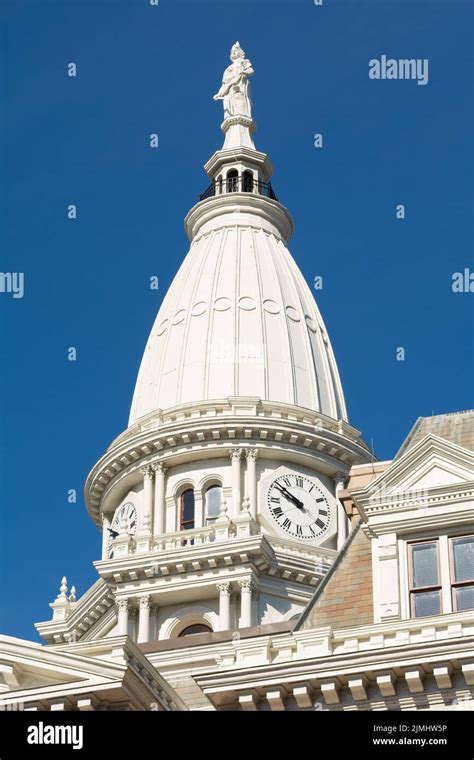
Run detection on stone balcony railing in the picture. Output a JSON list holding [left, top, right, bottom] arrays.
[[152, 524, 220, 551], [112, 516, 254, 559]]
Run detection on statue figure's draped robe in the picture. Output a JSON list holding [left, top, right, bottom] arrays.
[[215, 58, 254, 118]]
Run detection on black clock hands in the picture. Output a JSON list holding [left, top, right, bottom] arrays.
[[274, 483, 305, 510]]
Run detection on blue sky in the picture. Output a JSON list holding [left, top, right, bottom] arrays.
[[0, 0, 472, 639]]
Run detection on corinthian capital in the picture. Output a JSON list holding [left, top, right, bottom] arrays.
[[152, 461, 167, 475], [117, 598, 129, 612], [245, 448, 258, 462], [229, 448, 243, 462], [141, 465, 155, 480], [138, 595, 151, 610]]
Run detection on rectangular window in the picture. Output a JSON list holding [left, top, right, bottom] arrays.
[[450, 535, 474, 612], [409, 541, 441, 618]]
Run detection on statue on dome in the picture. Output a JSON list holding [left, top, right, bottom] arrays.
[[213, 41, 254, 119]]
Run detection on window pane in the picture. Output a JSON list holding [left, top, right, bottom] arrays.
[[413, 591, 441, 618], [455, 585, 474, 612], [412, 543, 438, 588], [181, 489, 194, 529], [453, 537, 474, 583], [206, 486, 222, 520], [178, 624, 212, 637]]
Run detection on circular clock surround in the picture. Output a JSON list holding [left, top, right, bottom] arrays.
[[266, 474, 331, 541], [107, 502, 137, 558]]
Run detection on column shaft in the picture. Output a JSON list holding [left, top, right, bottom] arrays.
[[153, 463, 166, 535], [142, 466, 154, 534], [239, 581, 253, 628], [337, 502, 348, 549], [246, 450, 258, 520], [101, 515, 111, 560], [230, 449, 242, 519], [217, 583, 231, 631], [335, 476, 348, 550], [138, 596, 151, 643], [117, 600, 129, 636]]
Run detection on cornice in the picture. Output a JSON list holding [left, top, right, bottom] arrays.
[[35, 579, 115, 645], [355, 484, 474, 534], [203, 145, 273, 180], [85, 399, 371, 527], [195, 637, 474, 705], [184, 192, 293, 243], [92, 533, 330, 590]]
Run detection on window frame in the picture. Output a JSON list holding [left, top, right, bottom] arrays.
[[449, 534, 474, 612], [408, 538, 443, 618]]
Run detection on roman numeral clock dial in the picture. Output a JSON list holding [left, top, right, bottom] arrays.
[[107, 502, 137, 559], [267, 475, 331, 541]]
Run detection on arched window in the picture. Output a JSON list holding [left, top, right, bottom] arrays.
[[180, 489, 195, 531], [216, 174, 223, 195], [178, 624, 212, 637], [226, 169, 239, 193], [205, 485, 222, 525], [242, 170, 254, 193]]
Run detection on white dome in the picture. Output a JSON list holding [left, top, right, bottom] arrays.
[[129, 191, 348, 425]]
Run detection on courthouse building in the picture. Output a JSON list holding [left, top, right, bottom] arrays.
[[1, 44, 473, 712]]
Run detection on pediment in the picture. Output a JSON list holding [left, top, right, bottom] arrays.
[[0, 636, 120, 695], [389, 458, 472, 494], [352, 434, 474, 510], [1, 662, 83, 690]]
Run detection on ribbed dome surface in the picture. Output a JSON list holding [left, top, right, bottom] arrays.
[[129, 203, 347, 425]]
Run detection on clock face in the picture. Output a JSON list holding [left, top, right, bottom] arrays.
[[267, 474, 331, 541], [108, 502, 137, 558]]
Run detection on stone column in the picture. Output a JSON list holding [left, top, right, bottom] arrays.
[[141, 466, 154, 534], [335, 474, 348, 550], [149, 604, 158, 641], [101, 514, 111, 560], [245, 449, 258, 520], [239, 580, 253, 628], [137, 595, 151, 643], [117, 599, 129, 636], [153, 462, 166, 536], [252, 585, 260, 626], [230, 448, 243, 519], [217, 582, 231, 631], [129, 606, 138, 640]]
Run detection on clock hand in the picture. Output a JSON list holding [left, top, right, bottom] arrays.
[[274, 483, 305, 510], [276, 486, 304, 509]]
